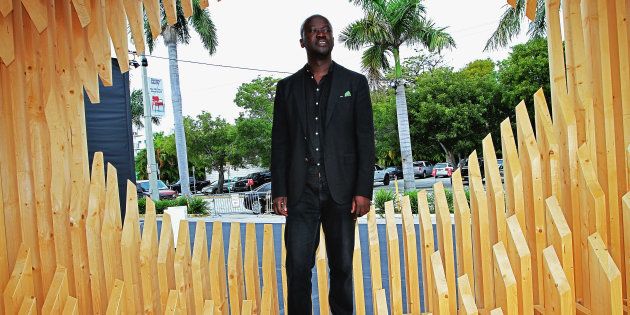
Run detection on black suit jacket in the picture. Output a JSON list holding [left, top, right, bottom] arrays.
[[271, 63, 375, 205]]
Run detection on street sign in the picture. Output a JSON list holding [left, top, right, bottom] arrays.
[[149, 77, 165, 117]]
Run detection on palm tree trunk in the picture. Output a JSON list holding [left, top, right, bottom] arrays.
[[393, 48, 415, 191], [165, 28, 192, 197], [396, 84, 416, 191]]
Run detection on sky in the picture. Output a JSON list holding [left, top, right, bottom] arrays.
[[124, 0, 530, 134]]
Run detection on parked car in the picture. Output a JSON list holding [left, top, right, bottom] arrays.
[[432, 162, 454, 178], [201, 179, 237, 195], [458, 157, 484, 182], [497, 159, 504, 175], [373, 165, 390, 186], [169, 177, 210, 193], [137, 180, 178, 200], [413, 161, 434, 178], [243, 182, 272, 214], [384, 166, 403, 179], [233, 171, 271, 192]]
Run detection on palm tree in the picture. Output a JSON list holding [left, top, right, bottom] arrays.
[[144, 0, 218, 196], [340, 0, 455, 191], [484, 0, 545, 51], [130, 89, 161, 129]]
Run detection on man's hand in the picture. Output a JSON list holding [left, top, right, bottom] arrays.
[[351, 195, 370, 219], [273, 197, 288, 216]]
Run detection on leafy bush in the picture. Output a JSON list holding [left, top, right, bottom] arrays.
[[374, 189, 395, 214], [138, 196, 207, 215], [403, 190, 418, 214]]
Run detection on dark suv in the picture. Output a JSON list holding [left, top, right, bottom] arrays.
[[232, 171, 272, 192], [458, 157, 484, 182], [169, 177, 210, 193]]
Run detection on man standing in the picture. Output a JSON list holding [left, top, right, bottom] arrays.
[[271, 14, 375, 315]]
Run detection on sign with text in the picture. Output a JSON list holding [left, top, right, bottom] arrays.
[[149, 77, 165, 118]]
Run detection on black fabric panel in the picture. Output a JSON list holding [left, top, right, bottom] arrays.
[[85, 58, 135, 218]]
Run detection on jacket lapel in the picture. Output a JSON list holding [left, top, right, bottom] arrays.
[[294, 71, 308, 137], [326, 66, 342, 128]]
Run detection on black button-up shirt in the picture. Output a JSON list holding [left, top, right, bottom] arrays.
[[303, 63, 334, 186]]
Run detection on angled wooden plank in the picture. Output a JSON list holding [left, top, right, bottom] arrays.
[[482, 134, 507, 247], [158, 213, 176, 309], [261, 224, 278, 315], [623, 193, 630, 305], [543, 247, 574, 315], [506, 215, 534, 314], [243, 223, 260, 314], [384, 201, 403, 315], [8, 2, 43, 308], [121, 181, 144, 314], [62, 296, 78, 315], [493, 242, 517, 315], [418, 190, 435, 311], [516, 101, 546, 307], [163, 0, 176, 25], [525, 0, 537, 21], [86, 152, 107, 314], [104, 0, 129, 73], [375, 289, 388, 315], [544, 0, 567, 108], [490, 308, 504, 315], [228, 222, 244, 315], [20, 0, 47, 33], [545, 196, 575, 300], [70, 0, 90, 27], [240, 300, 251, 315], [400, 195, 420, 315], [143, 0, 161, 39], [174, 219, 193, 314], [452, 169, 474, 291], [70, 3, 99, 107], [17, 296, 35, 315], [140, 198, 161, 314], [210, 221, 229, 315], [552, 93, 582, 302], [352, 224, 366, 315], [122, 0, 145, 53], [534, 88, 560, 201], [367, 206, 384, 315], [316, 227, 329, 315], [86, 0, 112, 86], [561, 0, 589, 126], [199, 0, 209, 9], [203, 300, 215, 315], [0, 0, 12, 17], [102, 164, 123, 297], [3, 245, 33, 315], [468, 151, 494, 309], [181, 0, 193, 18], [42, 267, 69, 315], [430, 251, 450, 315], [0, 11, 15, 65], [577, 143, 607, 308], [0, 63, 21, 269], [164, 290, 179, 315], [191, 221, 211, 314], [0, 167, 8, 313], [433, 183, 455, 315], [106, 279, 124, 315], [500, 118, 525, 229], [457, 274, 478, 315], [588, 233, 623, 315]]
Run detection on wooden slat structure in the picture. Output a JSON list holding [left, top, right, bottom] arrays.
[[0, 0, 627, 314]]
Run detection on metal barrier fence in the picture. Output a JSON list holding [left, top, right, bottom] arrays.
[[203, 192, 274, 215]]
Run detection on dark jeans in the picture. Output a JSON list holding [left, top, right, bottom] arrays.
[[285, 174, 356, 315]]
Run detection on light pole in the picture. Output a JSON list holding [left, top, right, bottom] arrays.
[[141, 55, 160, 200]]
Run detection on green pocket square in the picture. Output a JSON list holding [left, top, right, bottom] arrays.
[[344, 91, 351, 97]]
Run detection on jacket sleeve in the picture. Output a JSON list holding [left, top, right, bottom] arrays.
[[271, 80, 289, 199], [353, 75, 376, 199]]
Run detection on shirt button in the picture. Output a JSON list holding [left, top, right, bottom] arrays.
[[316, 88, 319, 92], [315, 132, 319, 135], [315, 102, 318, 105], [316, 148, 319, 151], [315, 117, 318, 120], [317, 163, 320, 166]]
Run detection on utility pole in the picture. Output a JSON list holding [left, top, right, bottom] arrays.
[[141, 55, 160, 200]]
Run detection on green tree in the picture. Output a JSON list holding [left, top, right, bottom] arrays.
[[136, 132, 180, 183], [485, 0, 546, 51], [371, 89, 400, 166], [340, 0, 455, 191], [184, 112, 238, 192], [144, 0, 218, 197], [497, 37, 550, 120], [232, 76, 279, 168], [130, 89, 161, 129]]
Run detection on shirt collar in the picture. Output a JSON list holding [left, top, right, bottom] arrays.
[[304, 61, 336, 76]]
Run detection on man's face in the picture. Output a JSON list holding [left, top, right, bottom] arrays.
[[300, 17, 334, 57]]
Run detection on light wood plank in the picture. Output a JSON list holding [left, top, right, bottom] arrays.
[[203, 300, 215, 315], [228, 222, 244, 315], [0, 11, 15, 65], [500, 118, 525, 229], [457, 274, 478, 315], [20, 0, 47, 33], [174, 219, 193, 314], [122, 0, 145, 53], [543, 0, 567, 108], [623, 193, 630, 305], [42, 267, 69, 315], [534, 88, 561, 201], [375, 288, 388, 315], [588, 233, 623, 315], [367, 206, 384, 315], [143, 0, 161, 39], [163, 0, 177, 25], [62, 296, 78, 315], [545, 196, 575, 300], [384, 201, 403, 315], [140, 198, 162, 314], [101, 164, 123, 299], [506, 215, 534, 314], [400, 195, 420, 315], [191, 221, 211, 314], [243, 223, 260, 314], [210, 221, 229, 315], [525, 0, 537, 21], [542, 246, 574, 315], [482, 134, 507, 247], [516, 101, 547, 307], [352, 224, 367, 315], [105, 280, 124, 315], [121, 181, 144, 314], [261, 224, 278, 315], [3, 245, 33, 315], [430, 251, 450, 315], [17, 296, 35, 315], [493, 242, 517, 315], [158, 213, 176, 310], [164, 290, 179, 315], [86, 152, 107, 314], [452, 169, 475, 295], [181, 0, 193, 18], [104, 0, 129, 73], [433, 183, 456, 315], [418, 191, 435, 311], [241, 300, 252, 315], [316, 227, 329, 315], [70, 0, 90, 27]]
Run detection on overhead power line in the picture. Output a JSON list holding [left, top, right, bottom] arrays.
[[145, 55, 294, 74]]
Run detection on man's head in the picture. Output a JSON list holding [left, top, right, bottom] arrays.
[[300, 14, 334, 58]]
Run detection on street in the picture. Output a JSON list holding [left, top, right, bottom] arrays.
[[373, 176, 453, 192]]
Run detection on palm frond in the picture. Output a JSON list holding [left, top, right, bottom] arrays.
[[484, 0, 526, 51], [386, 0, 424, 29], [361, 44, 391, 83], [191, 0, 218, 55], [404, 18, 455, 52], [339, 14, 391, 51], [350, 0, 388, 16]]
